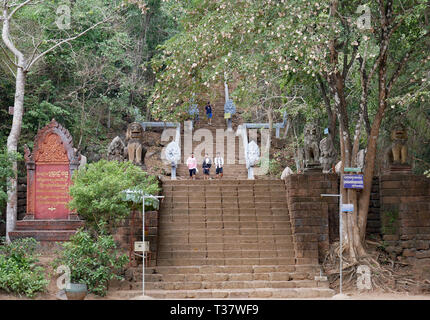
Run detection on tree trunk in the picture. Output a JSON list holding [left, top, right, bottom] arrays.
[[6, 64, 26, 242], [358, 48, 388, 242]]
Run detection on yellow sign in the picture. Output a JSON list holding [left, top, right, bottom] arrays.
[[224, 113, 231, 119]]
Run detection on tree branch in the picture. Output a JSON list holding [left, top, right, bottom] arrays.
[[8, 0, 32, 19], [25, 16, 111, 71], [1, 6, 25, 65], [387, 31, 430, 94]]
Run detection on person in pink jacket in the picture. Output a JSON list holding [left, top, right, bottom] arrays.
[[186, 153, 197, 180]]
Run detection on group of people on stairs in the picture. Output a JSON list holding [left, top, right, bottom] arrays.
[[186, 152, 224, 180]]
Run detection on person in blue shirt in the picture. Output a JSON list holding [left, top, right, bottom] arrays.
[[205, 101, 212, 125]]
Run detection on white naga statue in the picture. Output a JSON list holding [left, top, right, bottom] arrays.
[[246, 140, 260, 180], [164, 141, 181, 180]]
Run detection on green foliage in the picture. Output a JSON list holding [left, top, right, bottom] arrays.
[[0, 148, 22, 209], [68, 160, 160, 235], [381, 210, 399, 235], [54, 230, 129, 296], [267, 157, 283, 178], [0, 237, 48, 298], [1, 0, 178, 165]]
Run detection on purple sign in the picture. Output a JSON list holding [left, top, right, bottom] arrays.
[[343, 174, 364, 189]]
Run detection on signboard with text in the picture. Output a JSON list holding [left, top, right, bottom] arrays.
[[343, 174, 364, 189], [341, 204, 354, 213]]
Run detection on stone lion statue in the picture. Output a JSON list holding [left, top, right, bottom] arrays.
[[385, 123, 408, 166], [304, 123, 320, 165], [125, 122, 147, 167]]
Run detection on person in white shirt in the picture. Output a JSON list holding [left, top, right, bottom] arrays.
[[214, 152, 224, 179], [186, 153, 197, 180]]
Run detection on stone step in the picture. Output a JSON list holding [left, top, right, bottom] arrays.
[[159, 215, 290, 223], [162, 179, 285, 186], [143, 264, 320, 275], [157, 221, 292, 229], [156, 257, 296, 266], [142, 271, 310, 282], [159, 210, 290, 217], [157, 249, 295, 259], [159, 234, 294, 244], [8, 229, 78, 242], [157, 228, 292, 236], [14, 219, 84, 230], [140, 279, 330, 291], [116, 287, 334, 299], [158, 244, 294, 253]]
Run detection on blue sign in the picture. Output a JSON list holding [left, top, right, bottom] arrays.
[[343, 174, 364, 189], [324, 128, 329, 134], [341, 204, 354, 213]]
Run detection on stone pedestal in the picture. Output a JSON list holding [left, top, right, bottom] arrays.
[[304, 163, 323, 174], [386, 164, 412, 174]]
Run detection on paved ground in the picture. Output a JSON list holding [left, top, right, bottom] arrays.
[[2, 290, 429, 300]]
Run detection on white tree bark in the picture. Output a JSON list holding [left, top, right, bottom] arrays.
[[2, 2, 27, 242], [1, 0, 111, 242]]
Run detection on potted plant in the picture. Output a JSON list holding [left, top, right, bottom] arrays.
[[54, 229, 129, 298], [65, 282, 87, 300]]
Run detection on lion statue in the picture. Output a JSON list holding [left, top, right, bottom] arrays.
[[304, 123, 320, 166], [385, 123, 408, 166], [125, 122, 147, 167]]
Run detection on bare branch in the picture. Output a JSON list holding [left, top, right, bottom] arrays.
[[25, 16, 111, 71], [1, 6, 25, 65], [8, 0, 32, 19]]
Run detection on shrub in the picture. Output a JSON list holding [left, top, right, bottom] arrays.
[[68, 160, 160, 235], [0, 237, 48, 298], [54, 229, 129, 296]]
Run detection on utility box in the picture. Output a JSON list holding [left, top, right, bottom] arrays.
[[134, 241, 149, 252]]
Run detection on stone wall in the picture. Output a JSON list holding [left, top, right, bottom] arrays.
[[380, 173, 430, 278], [17, 177, 27, 220], [328, 176, 381, 242], [285, 173, 338, 264], [366, 177, 381, 236], [113, 210, 159, 267]]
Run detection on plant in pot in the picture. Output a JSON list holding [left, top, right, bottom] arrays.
[[54, 228, 129, 299]]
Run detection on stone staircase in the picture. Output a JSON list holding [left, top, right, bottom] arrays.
[[116, 179, 333, 299], [176, 95, 248, 180]]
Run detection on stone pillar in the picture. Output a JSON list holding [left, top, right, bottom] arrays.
[[285, 173, 338, 264], [24, 160, 35, 220]]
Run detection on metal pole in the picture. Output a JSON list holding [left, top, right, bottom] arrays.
[[339, 176, 343, 296], [142, 196, 145, 296], [321, 191, 343, 295]]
